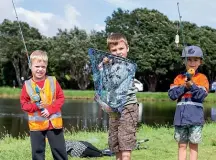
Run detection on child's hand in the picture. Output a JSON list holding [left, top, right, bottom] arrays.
[[103, 57, 112, 64], [38, 101, 45, 110], [185, 80, 193, 89], [41, 109, 50, 118], [103, 57, 109, 63], [94, 94, 113, 113]]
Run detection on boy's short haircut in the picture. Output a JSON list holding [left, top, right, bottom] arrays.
[[107, 33, 128, 49], [30, 50, 48, 64]]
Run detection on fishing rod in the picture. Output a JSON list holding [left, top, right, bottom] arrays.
[[176, 2, 187, 60], [176, 2, 195, 79], [11, 0, 31, 68]]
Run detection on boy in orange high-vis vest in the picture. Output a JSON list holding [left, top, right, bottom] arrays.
[[20, 50, 68, 160]]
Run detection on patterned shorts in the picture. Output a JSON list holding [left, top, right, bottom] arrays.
[[108, 103, 139, 153], [174, 125, 203, 144]]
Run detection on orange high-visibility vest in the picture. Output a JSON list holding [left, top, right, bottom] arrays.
[[170, 72, 209, 106], [170, 73, 209, 92], [25, 76, 63, 131]]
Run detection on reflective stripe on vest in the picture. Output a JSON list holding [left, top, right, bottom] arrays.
[[28, 112, 62, 122], [25, 76, 63, 131], [177, 101, 203, 107]]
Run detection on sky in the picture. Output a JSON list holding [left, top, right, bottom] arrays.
[[0, 0, 216, 37]]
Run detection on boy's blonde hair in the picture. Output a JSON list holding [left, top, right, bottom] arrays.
[[107, 33, 128, 50], [30, 50, 48, 64]]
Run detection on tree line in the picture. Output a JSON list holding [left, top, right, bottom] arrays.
[[0, 8, 216, 91]]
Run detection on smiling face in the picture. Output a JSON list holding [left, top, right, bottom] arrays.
[[31, 59, 47, 81], [30, 50, 48, 82], [185, 57, 202, 71], [109, 41, 129, 58]]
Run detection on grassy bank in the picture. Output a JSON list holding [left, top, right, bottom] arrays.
[[0, 87, 216, 103], [1, 123, 216, 160]]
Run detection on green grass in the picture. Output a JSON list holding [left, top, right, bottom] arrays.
[[0, 87, 21, 97], [1, 87, 216, 103], [1, 123, 216, 160]]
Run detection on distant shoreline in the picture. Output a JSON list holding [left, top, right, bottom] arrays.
[[0, 87, 215, 102]]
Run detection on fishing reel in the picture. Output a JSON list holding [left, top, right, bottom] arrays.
[[31, 94, 41, 107], [31, 86, 44, 111], [185, 68, 195, 81]]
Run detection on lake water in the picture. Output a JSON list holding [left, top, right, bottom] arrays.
[[0, 98, 215, 138]]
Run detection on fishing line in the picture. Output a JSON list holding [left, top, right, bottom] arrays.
[[176, 2, 195, 80], [11, 0, 31, 68], [176, 2, 187, 64]]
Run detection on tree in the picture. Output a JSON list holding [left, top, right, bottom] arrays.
[[0, 19, 43, 87], [51, 27, 93, 90], [198, 26, 216, 83], [90, 30, 107, 51]]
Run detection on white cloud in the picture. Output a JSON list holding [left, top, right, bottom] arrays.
[[0, 0, 24, 21], [60, 4, 81, 29], [0, 0, 15, 20], [16, 8, 54, 33], [0, 1, 81, 36], [94, 24, 105, 31], [16, 4, 81, 36]]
